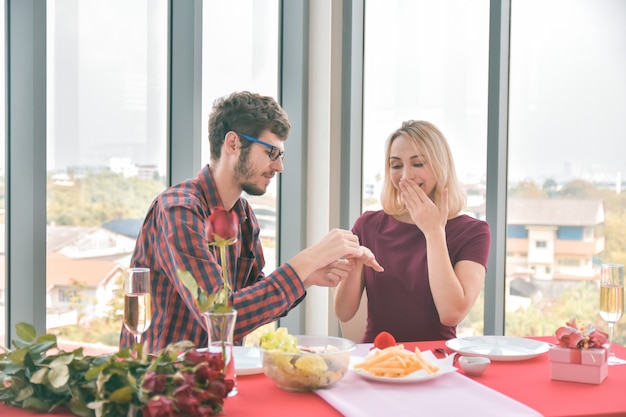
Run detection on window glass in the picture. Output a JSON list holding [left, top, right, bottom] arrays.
[[0, 0, 5, 346], [46, 0, 168, 353], [507, 0, 626, 342], [201, 0, 280, 274], [362, 0, 490, 336]]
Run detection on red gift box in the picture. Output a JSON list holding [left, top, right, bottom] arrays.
[[549, 344, 608, 384]]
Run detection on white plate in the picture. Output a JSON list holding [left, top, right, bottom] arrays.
[[234, 346, 263, 375], [445, 336, 550, 361], [350, 350, 457, 383]]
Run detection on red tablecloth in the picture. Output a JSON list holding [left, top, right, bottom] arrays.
[[2, 337, 626, 417]]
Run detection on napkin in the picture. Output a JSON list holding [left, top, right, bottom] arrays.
[[316, 350, 542, 417]]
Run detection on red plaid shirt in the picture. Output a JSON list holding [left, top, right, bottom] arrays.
[[119, 165, 305, 352]]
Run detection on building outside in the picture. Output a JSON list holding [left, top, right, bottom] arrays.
[[506, 198, 605, 303]]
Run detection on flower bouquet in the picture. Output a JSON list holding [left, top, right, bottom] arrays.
[[0, 323, 233, 417], [549, 318, 609, 384]]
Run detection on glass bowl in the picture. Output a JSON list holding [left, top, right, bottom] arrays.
[[260, 334, 355, 391]]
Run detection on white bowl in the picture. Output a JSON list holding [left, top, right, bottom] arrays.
[[458, 355, 490, 376]]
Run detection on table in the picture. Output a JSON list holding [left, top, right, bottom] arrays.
[[2, 337, 625, 417]]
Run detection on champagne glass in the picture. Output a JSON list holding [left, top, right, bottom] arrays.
[[123, 268, 152, 351], [599, 263, 624, 365]]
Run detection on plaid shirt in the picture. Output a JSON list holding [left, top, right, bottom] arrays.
[[119, 165, 306, 352]]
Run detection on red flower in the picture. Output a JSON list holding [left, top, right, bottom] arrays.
[[142, 371, 167, 394], [184, 349, 212, 366], [195, 364, 221, 385], [205, 207, 238, 245], [175, 390, 201, 415], [143, 396, 175, 417]]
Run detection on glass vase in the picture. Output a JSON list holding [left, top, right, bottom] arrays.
[[202, 309, 238, 396]]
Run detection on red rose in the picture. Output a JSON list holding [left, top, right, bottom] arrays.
[[196, 405, 220, 417], [174, 390, 201, 415], [184, 349, 211, 366], [205, 207, 238, 245], [142, 371, 167, 394], [143, 395, 174, 417], [195, 364, 221, 385]]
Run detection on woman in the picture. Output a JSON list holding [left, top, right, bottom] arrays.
[[334, 120, 490, 342]]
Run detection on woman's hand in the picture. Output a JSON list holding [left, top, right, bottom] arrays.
[[399, 178, 449, 236], [305, 258, 354, 288]]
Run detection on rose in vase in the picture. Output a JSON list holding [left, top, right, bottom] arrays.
[[177, 206, 238, 391]]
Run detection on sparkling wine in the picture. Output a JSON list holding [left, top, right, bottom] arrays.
[[124, 292, 152, 335], [599, 284, 624, 323]]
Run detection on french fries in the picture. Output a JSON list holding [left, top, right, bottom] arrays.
[[354, 345, 440, 377]]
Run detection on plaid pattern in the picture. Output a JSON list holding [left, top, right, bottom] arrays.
[[119, 165, 306, 352]]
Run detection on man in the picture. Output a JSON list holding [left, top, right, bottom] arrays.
[[119, 91, 382, 352]]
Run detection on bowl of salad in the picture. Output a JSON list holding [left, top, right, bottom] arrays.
[[259, 328, 356, 391]]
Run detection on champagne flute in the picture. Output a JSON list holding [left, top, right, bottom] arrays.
[[123, 268, 152, 351], [599, 263, 624, 365]]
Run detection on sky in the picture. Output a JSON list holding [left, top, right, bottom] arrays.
[[0, 0, 623, 189]]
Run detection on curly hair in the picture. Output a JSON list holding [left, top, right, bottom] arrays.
[[208, 91, 291, 161], [380, 120, 467, 217]]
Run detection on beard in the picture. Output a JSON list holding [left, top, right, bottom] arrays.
[[234, 149, 269, 196]]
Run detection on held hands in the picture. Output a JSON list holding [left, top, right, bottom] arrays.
[[399, 178, 449, 236], [300, 229, 383, 288]]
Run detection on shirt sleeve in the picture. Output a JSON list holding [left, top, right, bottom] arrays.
[[159, 198, 306, 342]]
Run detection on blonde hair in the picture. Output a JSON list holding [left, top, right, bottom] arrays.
[[380, 120, 466, 217]]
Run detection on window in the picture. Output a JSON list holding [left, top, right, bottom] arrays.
[[506, 0, 626, 342], [59, 288, 77, 304], [362, 0, 490, 336], [0, 0, 5, 343], [535, 241, 547, 249], [46, 0, 168, 349], [201, 0, 280, 274]]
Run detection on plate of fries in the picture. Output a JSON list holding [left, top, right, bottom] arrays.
[[350, 345, 457, 383]]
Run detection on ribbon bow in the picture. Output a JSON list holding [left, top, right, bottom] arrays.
[[555, 318, 608, 349]]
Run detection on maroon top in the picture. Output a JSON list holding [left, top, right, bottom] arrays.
[[353, 211, 491, 343]]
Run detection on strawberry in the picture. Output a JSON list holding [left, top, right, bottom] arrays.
[[374, 331, 396, 349]]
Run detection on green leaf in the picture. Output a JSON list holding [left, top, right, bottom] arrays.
[[69, 397, 95, 417], [21, 396, 50, 412], [212, 304, 235, 314], [50, 353, 75, 366], [85, 362, 109, 380], [29, 340, 58, 356], [49, 364, 70, 388], [199, 292, 218, 312], [8, 348, 28, 367], [14, 385, 34, 402], [68, 388, 95, 417], [15, 323, 36, 343], [177, 269, 199, 296], [108, 386, 132, 403], [29, 367, 49, 384]]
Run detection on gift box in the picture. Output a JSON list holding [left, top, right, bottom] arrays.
[[549, 344, 608, 384]]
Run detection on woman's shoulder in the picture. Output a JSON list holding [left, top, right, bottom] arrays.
[[353, 209, 387, 231], [449, 214, 490, 233], [355, 209, 387, 223], [451, 213, 487, 225], [446, 214, 491, 236]]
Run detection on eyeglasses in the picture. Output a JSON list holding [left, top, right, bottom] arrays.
[[236, 132, 285, 162]]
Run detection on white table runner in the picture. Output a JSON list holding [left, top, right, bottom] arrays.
[[315, 349, 543, 417]]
